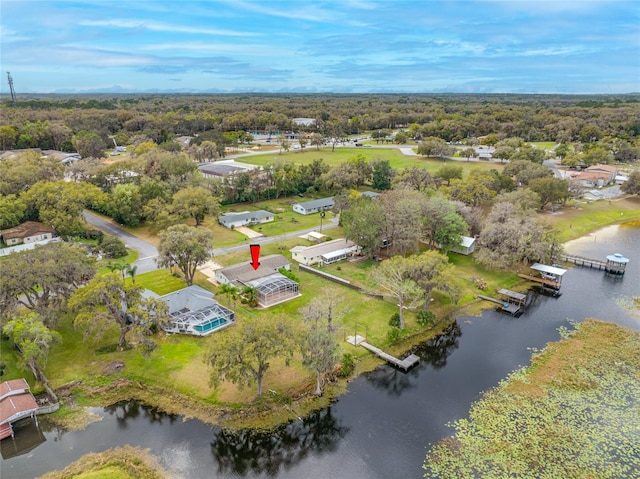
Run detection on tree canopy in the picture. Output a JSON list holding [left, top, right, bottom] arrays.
[[157, 224, 213, 285]]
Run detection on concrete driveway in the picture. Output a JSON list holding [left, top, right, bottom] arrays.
[[83, 211, 159, 273]]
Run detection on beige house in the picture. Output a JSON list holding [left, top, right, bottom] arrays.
[[290, 238, 358, 266], [0, 221, 57, 246]]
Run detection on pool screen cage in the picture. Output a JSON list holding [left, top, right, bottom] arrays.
[[246, 273, 300, 307]]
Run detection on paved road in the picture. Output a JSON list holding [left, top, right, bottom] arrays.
[[83, 211, 159, 273], [84, 209, 340, 272]]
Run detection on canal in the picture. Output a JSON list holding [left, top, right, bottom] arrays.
[[1, 225, 638, 478]]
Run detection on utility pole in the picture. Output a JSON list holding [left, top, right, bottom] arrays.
[[7, 72, 17, 107]]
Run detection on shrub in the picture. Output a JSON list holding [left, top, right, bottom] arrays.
[[339, 353, 355, 378], [417, 310, 436, 327], [387, 326, 402, 342], [389, 312, 400, 327], [278, 267, 299, 283], [100, 235, 127, 258]]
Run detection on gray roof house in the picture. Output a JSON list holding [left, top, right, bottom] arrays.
[[160, 285, 234, 336], [290, 238, 358, 266], [215, 254, 299, 307], [292, 197, 335, 215], [219, 210, 275, 229]]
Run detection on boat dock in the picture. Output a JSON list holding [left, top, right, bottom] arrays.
[[560, 253, 629, 275], [347, 335, 420, 371], [517, 273, 561, 289], [477, 288, 527, 315], [560, 254, 607, 270]]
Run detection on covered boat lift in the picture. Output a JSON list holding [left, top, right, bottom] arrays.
[[518, 263, 568, 290]]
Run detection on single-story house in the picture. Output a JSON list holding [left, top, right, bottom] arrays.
[[585, 164, 617, 181], [292, 118, 316, 127], [450, 236, 477, 255], [215, 254, 299, 307], [198, 160, 258, 180], [361, 191, 380, 199], [290, 238, 358, 266], [0, 221, 57, 246], [292, 197, 334, 215], [219, 210, 275, 229], [570, 171, 613, 188], [160, 285, 234, 336]]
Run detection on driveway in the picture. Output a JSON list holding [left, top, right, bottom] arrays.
[[83, 211, 159, 273]]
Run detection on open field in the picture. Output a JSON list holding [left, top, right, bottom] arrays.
[[237, 147, 506, 176]]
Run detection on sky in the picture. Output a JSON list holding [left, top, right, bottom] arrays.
[[1, 0, 639, 94]]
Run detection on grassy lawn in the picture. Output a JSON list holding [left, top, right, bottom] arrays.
[[238, 147, 505, 177], [132, 269, 187, 295], [529, 141, 557, 150], [540, 196, 640, 241]]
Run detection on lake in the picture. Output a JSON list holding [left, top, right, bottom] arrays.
[[2, 224, 638, 479]]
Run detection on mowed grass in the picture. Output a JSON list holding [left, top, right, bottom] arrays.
[[132, 269, 187, 295], [238, 147, 505, 177], [541, 196, 640, 241]]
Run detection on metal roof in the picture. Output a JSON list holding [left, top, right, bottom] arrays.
[[219, 210, 273, 224], [606, 253, 629, 264], [294, 197, 334, 210], [530, 263, 567, 276]]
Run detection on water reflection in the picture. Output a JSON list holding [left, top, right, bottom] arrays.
[[210, 407, 348, 477], [364, 322, 462, 397], [104, 400, 179, 428], [0, 421, 46, 460]]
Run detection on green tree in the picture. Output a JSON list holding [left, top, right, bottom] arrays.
[[300, 324, 339, 396], [3, 312, 61, 402], [371, 159, 395, 190], [621, 170, 640, 195], [23, 180, 106, 236], [528, 177, 569, 210], [421, 197, 468, 250], [436, 165, 463, 186], [171, 186, 220, 226], [341, 198, 385, 258], [219, 283, 239, 310], [157, 224, 212, 285], [0, 194, 26, 229], [68, 272, 168, 350], [72, 130, 106, 158], [445, 176, 496, 207], [0, 125, 18, 150], [408, 251, 459, 311], [108, 183, 143, 227], [0, 242, 96, 325], [461, 148, 476, 161], [207, 315, 296, 397], [370, 256, 422, 330], [0, 152, 64, 196]]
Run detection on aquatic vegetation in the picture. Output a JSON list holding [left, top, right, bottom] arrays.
[[424, 319, 640, 478]]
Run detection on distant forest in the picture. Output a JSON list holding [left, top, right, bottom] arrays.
[[1, 93, 639, 152]]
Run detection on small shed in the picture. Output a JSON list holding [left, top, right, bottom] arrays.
[[450, 236, 476, 255]]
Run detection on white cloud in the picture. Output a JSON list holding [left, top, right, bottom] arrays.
[[79, 19, 260, 37]]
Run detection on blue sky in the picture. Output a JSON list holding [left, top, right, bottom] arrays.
[[1, 0, 639, 94]]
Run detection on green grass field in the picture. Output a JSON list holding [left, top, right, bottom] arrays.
[[238, 147, 505, 177]]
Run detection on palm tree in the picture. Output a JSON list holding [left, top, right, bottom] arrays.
[[240, 286, 258, 307], [125, 264, 138, 284], [220, 283, 239, 310], [108, 261, 126, 280]]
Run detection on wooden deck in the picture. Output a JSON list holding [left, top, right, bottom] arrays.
[[518, 273, 561, 290], [560, 254, 607, 270], [476, 294, 522, 315], [347, 335, 419, 371]]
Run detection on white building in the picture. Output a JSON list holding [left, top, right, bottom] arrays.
[[290, 238, 358, 266], [219, 210, 275, 229], [292, 197, 334, 215]]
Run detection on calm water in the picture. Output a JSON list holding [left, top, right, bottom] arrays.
[[2, 225, 638, 479]]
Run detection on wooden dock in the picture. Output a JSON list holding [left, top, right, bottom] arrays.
[[476, 294, 522, 315], [560, 254, 607, 270], [517, 273, 561, 290], [347, 335, 419, 371]]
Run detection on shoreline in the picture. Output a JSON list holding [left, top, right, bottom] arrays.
[[46, 216, 640, 431]]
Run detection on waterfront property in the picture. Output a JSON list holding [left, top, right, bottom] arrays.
[[0, 379, 40, 441], [160, 285, 235, 336], [290, 238, 358, 266], [215, 254, 300, 307], [218, 210, 275, 229], [560, 252, 630, 275], [292, 197, 334, 215]]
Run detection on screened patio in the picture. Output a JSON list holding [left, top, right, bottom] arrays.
[[246, 273, 300, 307]]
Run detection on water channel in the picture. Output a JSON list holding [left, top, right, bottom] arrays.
[[2, 225, 638, 479]]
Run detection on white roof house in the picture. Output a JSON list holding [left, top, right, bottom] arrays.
[[450, 236, 477, 255], [290, 238, 358, 266], [219, 210, 275, 229], [292, 197, 334, 215]]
